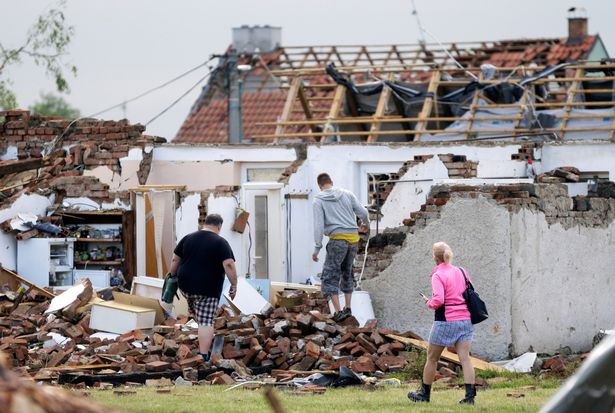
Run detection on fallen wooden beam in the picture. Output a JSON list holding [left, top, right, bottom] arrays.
[[0, 150, 65, 177], [0, 267, 55, 299], [58, 368, 217, 386], [44, 364, 116, 372], [271, 369, 337, 376], [386, 334, 506, 372]]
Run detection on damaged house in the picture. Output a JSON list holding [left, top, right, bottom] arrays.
[[2, 12, 615, 361]]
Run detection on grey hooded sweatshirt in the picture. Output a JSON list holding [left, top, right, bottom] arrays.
[[313, 187, 369, 254]]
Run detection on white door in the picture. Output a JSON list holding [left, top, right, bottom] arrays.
[[243, 183, 284, 282]]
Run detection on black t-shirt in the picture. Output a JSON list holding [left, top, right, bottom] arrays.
[[174, 230, 235, 297]]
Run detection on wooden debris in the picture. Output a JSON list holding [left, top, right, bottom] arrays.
[[385, 334, 506, 372]]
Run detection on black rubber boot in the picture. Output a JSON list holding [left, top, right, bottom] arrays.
[[459, 383, 476, 405], [408, 382, 431, 403]]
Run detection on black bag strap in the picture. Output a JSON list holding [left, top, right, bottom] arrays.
[[459, 267, 473, 290]]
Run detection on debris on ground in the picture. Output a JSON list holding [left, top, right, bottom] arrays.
[[0, 353, 125, 413], [0, 269, 536, 391]]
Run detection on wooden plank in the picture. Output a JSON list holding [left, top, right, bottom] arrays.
[[144, 194, 159, 278], [273, 77, 302, 144], [296, 82, 319, 134], [512, 89, 529, 140], [44, 364, 115, 372], [128, 185, 186, 192], [559, 67, 584, 140], [122, 210, 136, 286], [367, 73, 394, 142], [320, 85, 346, 143], [0, 150, 64, 176], [414, 70, 441, 141], [464, 73, 483, 140], [386, 334, 506, 372], [0, 267, 55, 298]]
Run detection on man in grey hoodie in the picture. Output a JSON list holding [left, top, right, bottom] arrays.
[[312, 173, 369, 322]]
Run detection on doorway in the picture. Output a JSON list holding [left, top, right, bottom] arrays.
[[242, 183, 284, 282]]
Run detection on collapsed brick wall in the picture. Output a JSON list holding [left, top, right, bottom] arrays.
[[278, 144, 308, 185], [437, 154, 478, 178], [0, 110, 164, 206], [372, 153, 478, 209], [511, 141, 538, 161], [357, 181, 615, 280], [372, 155, 433, 207]]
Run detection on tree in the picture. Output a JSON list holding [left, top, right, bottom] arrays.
[[0, 1, 76, 110], [30, 92, 80, 119]]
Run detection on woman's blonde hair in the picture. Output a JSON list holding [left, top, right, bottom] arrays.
[[433, 242, 453, 264]]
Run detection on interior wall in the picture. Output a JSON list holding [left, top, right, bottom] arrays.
[[147, 161, 238, 191], [0, 194, 53, 271]]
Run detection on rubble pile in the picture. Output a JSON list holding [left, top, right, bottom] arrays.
[[537, 166, 581, 183], [0, 353, 125, 413], [211, 290, 412, 377], [0, 283, 416, 385]]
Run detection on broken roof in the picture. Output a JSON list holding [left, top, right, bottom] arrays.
[[175, 33, 607, 145], [0, 110, 164, 209]]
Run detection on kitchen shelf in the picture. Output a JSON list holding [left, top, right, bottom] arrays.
[[76, 238, 122, 243], [75, 260, 123, 266]]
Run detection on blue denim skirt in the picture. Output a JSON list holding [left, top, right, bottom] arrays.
[[428, 319, 473, 347]]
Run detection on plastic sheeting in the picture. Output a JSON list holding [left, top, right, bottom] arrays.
[[540, 107, 615, 140], [421, 104, 525, 141]]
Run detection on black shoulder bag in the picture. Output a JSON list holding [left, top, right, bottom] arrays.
[[460, 268, 488, 325]]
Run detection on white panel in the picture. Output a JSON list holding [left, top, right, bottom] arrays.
[[90, 304, 155, 334]]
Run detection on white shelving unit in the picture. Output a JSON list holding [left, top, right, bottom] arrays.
[[17, 238, 76, 287]]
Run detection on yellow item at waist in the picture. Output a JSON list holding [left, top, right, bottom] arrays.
[[329, 233, 360, 244]]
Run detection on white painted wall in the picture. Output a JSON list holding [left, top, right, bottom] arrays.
[[175, 193, 201, 240], [540, 142, 615, 180], [510, 208, 615, 354], [285, 163, 315, 284], [0, 194, 53, 270], [153, 145, 297, 162]]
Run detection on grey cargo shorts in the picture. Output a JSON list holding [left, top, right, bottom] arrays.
[[321, 239, 358, 298]]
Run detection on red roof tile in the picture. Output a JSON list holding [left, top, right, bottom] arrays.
[[175, 92, 316, 144]]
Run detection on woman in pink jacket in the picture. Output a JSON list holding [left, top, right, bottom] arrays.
[[408, 242, 476, 405]]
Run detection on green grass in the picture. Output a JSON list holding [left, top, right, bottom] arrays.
[[81, 381, 560, 413]]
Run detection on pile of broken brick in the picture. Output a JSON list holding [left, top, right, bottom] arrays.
[[1, 283, 419, 387]]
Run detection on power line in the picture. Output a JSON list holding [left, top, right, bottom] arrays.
[[87, 56, 216, 118], [145, 70, 212, 126]]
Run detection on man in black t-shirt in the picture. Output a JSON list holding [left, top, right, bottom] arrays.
[[169, 213, 238, 361]]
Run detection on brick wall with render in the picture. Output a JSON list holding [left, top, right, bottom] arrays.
[[357, 181, 615, 281], [361, 181, 615, 358], [0, 109, 165, 206]]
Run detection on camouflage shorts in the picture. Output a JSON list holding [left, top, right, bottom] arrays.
[[321, 239, 358, 298]]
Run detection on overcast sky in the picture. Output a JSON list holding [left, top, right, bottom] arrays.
[[2, 0, 613, 141]]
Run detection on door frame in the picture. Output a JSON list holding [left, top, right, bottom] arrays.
[[241, 182, 285, 282]]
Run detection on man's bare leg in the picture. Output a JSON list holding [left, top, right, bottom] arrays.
[[198, 325, 214, 354], [344, 292, 352, 311], [330, 294, 341, 313]]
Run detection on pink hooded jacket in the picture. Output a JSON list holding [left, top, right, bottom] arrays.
[[426, 263, 471, 322]]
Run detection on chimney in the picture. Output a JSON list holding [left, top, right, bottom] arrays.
[[567, 7, 588, 44], [232, 25, 282, 54]]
